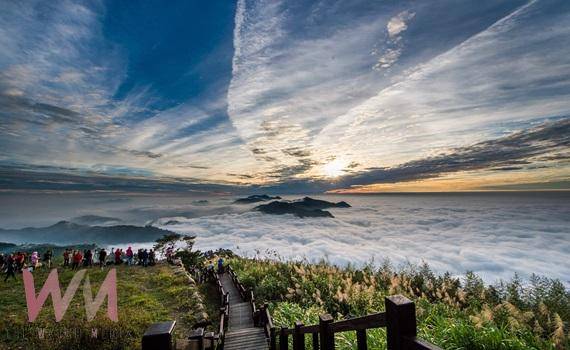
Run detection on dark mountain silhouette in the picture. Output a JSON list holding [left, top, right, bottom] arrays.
[[253, 197, 351, 218], [234, 194, 282, 204], [0, 242, 17, 252], [0, 221, 174, 245], [294, 197, 351, 209], [0, 242, 96, 255]]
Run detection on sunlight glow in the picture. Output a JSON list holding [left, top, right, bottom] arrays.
[[322, 159, 348, 178]]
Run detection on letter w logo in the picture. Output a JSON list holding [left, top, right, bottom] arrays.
[[23, 268, 118, 322]]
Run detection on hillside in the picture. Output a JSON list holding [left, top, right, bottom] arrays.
[[0, 221, 174, 245], [226, 256, 570, 350], [0, 262, 205, 350]]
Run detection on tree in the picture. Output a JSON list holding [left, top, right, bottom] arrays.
[[154, 234, 204, 268]]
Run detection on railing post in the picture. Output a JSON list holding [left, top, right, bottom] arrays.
[[319, 314, 334, 350], [385, 295, 417, 350], [188, 327, 205, 350], [293, 321, 305, 350], [356, 329, 367, 350], [204, 331, 215, 350], [270, 326, 277, 350], [280, 327, 289, 350], [312, 332, 319, 350], [142, 321, 176, 350]]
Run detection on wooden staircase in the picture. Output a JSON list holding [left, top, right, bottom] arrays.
[[220, 273, 269, 350], [143, 263, 443, 350]]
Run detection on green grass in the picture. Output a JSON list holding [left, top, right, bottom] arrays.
[[227, 257, 569, 350], [0, 262, 203, 350]]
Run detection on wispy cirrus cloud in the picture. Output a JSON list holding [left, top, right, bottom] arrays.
[[0, 0, 255, 186], [228, 0, 570, 189], [0, 0, 569, 193]]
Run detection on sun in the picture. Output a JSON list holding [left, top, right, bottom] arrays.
[[322, 159, 348, 178]]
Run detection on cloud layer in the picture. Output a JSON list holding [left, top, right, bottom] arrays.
[[227, 0, 570, 187], [0, 191, 567, 285], [157, 194, 570, 285], [0, 0, 569, 192]]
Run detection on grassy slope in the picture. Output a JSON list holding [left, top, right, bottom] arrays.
[[0, 263, 201, 350], [228, 257, 570, 350]]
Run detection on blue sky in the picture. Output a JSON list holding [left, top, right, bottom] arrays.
[[0, 0, 569, 193]]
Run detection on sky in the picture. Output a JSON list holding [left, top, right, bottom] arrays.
[[1, 0, 569, 194]]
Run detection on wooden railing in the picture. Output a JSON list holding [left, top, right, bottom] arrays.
[[224, 266, 442, 350], [274, 295, 442, 350], [260, 303, 277, 350], [227, 266, 248, 300], [181, 266, 230, 350], [144, 263, 443, 350], [211, 268, 229, 349]]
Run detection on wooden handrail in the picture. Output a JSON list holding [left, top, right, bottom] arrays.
[[208, 269, 230, 349], [280, 312, 386, 338], [218, 307, 226, 342], [264, 306, 274, 329], [298, 324, 319, 334], [330, 312, 386, 333], [274, 296, 442, 350]]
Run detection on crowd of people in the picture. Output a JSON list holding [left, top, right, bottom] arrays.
[[62, 247, 157, 269], [1, 246, 157, 281], [0, 250, 52, 281]]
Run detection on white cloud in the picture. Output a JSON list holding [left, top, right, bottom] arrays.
[[228, 0, 395, 179], [228, 0, 570, 184], [314, 0, 570, 171], [157, 194, 570, 285], [0, 0, 255, 184], [387, 10, 415, 38], [374, 11, 415, 70], [1, 0, 569, 190]]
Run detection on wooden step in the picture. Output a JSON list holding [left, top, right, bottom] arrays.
[[224, 327, 268, 350], [219, 273, 268, 349]]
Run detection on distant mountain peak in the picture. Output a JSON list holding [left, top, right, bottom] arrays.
[[253, 197, 351, 218]]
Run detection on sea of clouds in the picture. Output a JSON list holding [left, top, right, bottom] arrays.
[[1, 192, 567, 285], [153, 194, 569, 286]]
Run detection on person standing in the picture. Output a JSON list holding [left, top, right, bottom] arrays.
[[86, 250, 93, 267], [217, 257, 224, 274], [43, 249, 53, 269], [72, 250, 83, 270], [15, 252, 25, 272], [30, 252, 39, 271], [126, 247, 133, 266], [141, 249, 149, 267], [148, 249, 156, 266], [114, 248, 122, 265], [137, 249, 143, 265], [4, 254, 16, 281], [63, 249, 70, 267], [98, 249, 107, 268]]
